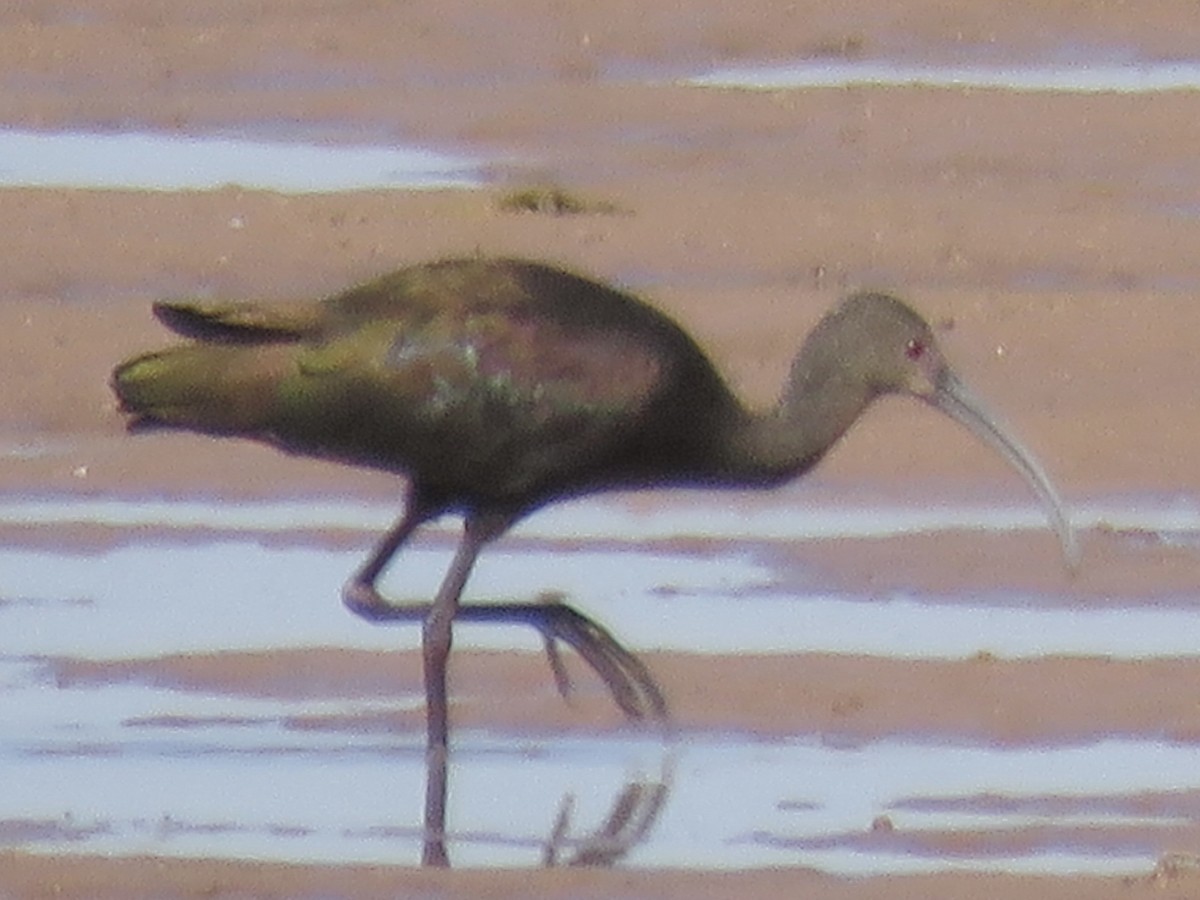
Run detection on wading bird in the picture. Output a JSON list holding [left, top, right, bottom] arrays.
[[113, 256, 1075, 759]]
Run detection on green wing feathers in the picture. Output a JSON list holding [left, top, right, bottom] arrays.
[[111, 261, 678, 497]]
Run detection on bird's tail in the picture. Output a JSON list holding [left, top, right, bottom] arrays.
[[112, 343, 288, 435], [112, 296, 316, 434]]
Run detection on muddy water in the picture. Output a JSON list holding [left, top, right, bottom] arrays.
[[3, 490, 1200, 874]]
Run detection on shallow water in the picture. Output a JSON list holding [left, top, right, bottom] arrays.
[[9, 52, 1200, 195], [5, 490, 1200, 659], [3, 700, 1196, 875], [4, 526, 1200, 660], [0, 128, 480, 192], [688, 58, 1200, 93], [7, 489, 1200, 541], [2, 493, 1200, 873]]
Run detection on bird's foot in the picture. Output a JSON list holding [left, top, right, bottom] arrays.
[[537, 592, 577, 703], [542, 636, 575, 705], [524, 593, 669, 724], [340, 583, 669, 724]]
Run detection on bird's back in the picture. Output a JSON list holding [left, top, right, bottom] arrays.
[[113, 258, 737, 511]]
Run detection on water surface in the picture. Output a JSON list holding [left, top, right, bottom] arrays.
[[689, 58, 1200, 93], [1, 493, 1199, 873], [0, 128, 480, 192]]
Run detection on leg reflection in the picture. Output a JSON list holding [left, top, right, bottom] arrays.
[[542, 754, 675, 867], [418, 589, 670, 867], [423, 743, 450, 867], [420, 738, 674, 868]]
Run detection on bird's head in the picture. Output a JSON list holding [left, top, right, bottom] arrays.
[[816, 291, 950, 400], [803, 291, 1078, 568]]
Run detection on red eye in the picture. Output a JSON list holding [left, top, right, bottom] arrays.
[[905, 338, 926, 360]]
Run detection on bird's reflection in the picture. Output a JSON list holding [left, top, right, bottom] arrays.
[[542, 772, 673, 867], [420, 735, 674, 868]]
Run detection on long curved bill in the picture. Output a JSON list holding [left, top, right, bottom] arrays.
[[929, 370, 1079, 569]]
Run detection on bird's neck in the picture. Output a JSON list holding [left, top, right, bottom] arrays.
[[717, 348, 877, 486]]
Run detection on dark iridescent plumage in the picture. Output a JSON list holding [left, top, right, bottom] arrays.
[[113, 257, 1075, 762]]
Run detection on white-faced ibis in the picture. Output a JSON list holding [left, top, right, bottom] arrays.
[[112, 256, 1075, 755]]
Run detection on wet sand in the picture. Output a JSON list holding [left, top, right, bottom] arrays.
[[0, 850, 1195, 900], [3, 850, 1199, 900], [5, 0, 1200, 896], [40, 647, 1200, 744]]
